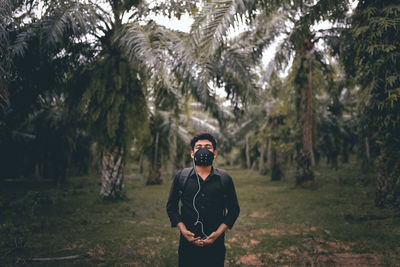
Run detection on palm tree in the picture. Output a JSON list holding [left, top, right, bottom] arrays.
[[3, 0, 96, 183], [9, 0, 245, 194], [343, 0, 400, 208], [118, 8, 260, 185], [190, 0, 349, 186], [0, 0, 11, 116], [9, 0, 185, 198]]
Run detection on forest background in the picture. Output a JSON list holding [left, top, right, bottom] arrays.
[[0, 0, 399, 266]]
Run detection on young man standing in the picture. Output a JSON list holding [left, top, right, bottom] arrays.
[[166, 132, 240, 267]]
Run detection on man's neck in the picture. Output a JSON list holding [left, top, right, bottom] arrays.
[[195, 165, 212, 180]]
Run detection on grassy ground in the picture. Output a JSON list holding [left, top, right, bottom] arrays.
[[1, 160, 400, 266]]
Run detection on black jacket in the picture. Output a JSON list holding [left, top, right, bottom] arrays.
[[166, 167, 240, 237]]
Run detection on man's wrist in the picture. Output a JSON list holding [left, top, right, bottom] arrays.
[[215, 223, 229, 237], [177, 222, 186, 232]]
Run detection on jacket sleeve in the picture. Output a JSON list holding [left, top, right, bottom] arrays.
[[166, 171, 183, 227], [223, 175, 240, 229]]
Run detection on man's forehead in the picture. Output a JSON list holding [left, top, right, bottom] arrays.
[[195, 139, 212, 145]]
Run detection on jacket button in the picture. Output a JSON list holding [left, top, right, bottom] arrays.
[[201, 193, 205, 197], [201, 206, 205, 209]]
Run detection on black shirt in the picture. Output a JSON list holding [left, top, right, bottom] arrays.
[[166, 167, 240, 238]]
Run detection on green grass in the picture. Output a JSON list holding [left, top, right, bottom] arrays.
[[1, 160, 400, 266]]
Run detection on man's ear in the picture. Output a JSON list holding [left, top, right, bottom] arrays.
[[213, 150, 217, 158], [191, 150, 194, 158]]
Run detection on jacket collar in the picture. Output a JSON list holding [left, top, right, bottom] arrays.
[[190, 166, 218, 177]]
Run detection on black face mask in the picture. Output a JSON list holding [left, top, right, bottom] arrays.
[[194, 148, 214, 166]]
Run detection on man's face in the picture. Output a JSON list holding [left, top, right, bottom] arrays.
[[191, 139, 217, 159]]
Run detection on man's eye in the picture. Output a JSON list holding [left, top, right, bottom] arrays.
[[196, 145, 212, 149]]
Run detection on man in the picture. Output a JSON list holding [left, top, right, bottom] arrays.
[[166, 132, 240, 267]]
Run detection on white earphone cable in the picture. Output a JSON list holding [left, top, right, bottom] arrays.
[[192, 157, 208, 240]]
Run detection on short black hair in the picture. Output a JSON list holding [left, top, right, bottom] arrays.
[[190, 132, 217, 151]]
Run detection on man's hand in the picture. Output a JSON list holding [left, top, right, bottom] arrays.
[[203, 232, 218, 246], [177, 222, 202, 246], [203, 223, 229, 246], [182, 229, 201, 243]]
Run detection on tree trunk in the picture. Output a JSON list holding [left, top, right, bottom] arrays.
[[295, 38, 315, 187], [35, 163, 40, 178], [342, 140, 349, 163], [271, 149, 282, 181], [147, 161, 162, 185], [330, 137, 339, 170], [361, 136, 372, 173], [365, 137, 371, 163], [302, 56, 314, 165], [147, 131, 163, 185], [245, 135, 251, 169], [100, 146, 125, 200], [265, 138, 272, 172], [138, 152, 144, 174], [259, 143, 265, 172]]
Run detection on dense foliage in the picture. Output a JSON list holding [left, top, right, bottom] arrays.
[[344, 0, 400, 208], [0, 0, 398, 208]]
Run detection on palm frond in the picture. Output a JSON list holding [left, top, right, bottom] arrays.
[[234, 12, 286, 61], [299, 0, 348, 26], [147, 23, 230, 127], [216, 46, 258, 105], [176, 125, 191, 144], [191, 0, 247, 58], [231, 118, 258, 139], [42, 2, 97, 47], [9, 27, 36, 57], [184, 111, 228, 145], [118, 22, 192, 114], [116, 22, 155, 67], [272, 34, 294, 73], [188, 116, 219, 132]]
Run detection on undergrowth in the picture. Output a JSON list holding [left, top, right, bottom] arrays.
[[1, 160, 399, 266]]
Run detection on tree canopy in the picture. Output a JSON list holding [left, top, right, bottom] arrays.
[[1, 0, 399, 209]]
